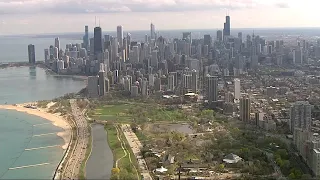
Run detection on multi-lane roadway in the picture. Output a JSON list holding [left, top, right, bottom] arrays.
[[61, 99, 89, 180]]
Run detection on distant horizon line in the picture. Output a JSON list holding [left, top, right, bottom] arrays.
[[1, 27, 320, 37]]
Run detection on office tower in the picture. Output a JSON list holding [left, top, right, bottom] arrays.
[[151, 50, 158, 67], [238, 32, 243, 42], [117, 25, 124, 48], [83, 25, 89, 50], [240, 96, 251, 122], [150, 23, 156, 40], [223, 15, 231, 38], [217, 30, 223, 42], [53, 47, 59, 59], [94, 26, 103, 55], [290, 101, 312, 132], [206, 75, 218, 103], [191, 69, 197, 93], [54, 37, 60, 51], [44, 49, 49, 62], [234, 78, 240, 100], [131, 46, 140, 63], [87, 76, 99, 98], [168, 74, 175, 91], [28, 44, 36, 64], [183, 32, 192, 44], [204, 34, 212, 48], [111, 37, 118, 63]]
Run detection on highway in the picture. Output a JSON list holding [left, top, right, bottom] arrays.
[[61, 99, 89, 180]]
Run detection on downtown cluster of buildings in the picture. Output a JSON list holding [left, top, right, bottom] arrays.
[[26, 15, 320, 177]]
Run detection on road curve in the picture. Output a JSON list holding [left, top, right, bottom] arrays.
[[61, 99, 89, 180]]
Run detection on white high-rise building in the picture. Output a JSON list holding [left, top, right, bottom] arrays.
[[117, 25, 123, 48], [234, 78, 240, 100], [150, 23, 156, 40], [168, 74, 175, 91], [148, 74, 155, 87]]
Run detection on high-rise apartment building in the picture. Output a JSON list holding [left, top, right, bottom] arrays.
[[290, 101, 312, 132], [240, 96, 251, 122], [98, 64, 106, 96], [234, 78, 240, 100], [28, 44, 36, 64], [87, 76, 99, 98], [191, 70, 197, 93], [206, 75, 218, 103]]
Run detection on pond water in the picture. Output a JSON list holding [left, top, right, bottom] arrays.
[[152, 124, 195, 134]]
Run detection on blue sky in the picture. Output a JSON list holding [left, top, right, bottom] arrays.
[[0, 0, 318, 35]]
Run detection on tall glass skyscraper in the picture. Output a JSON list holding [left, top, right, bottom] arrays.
[[223, 16, 231, 37], [83, 25, 89, 50], [94, 26, 103, 55]]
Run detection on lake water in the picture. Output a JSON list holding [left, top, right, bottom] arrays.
[[0, 66, 86, 179]]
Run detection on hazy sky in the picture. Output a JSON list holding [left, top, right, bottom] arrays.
[[0, 0, 319, 35]]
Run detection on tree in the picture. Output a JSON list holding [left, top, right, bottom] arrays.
[[301, 174, 312, 180], [111, 167, 120, 175], [288, 172, 295, 179]]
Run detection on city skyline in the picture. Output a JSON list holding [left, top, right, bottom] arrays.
[[0, 0, 320, 35]]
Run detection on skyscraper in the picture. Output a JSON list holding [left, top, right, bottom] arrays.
[[223, 15, 231, 38], [204, 35, 212, 48], [290, 101, 312, 132], [94, 26, 103, 55], [217, 30, 223, 42], [117, 25, 123, 48], [28, 44, 36, 64], [206, 75, 218, 103], [54, 37, 60, 51], [240, 96, 251, 122], [83, 25, 89, 50], [98, 63, 106, 96], [191, 69, 198, 93], [234, 78, 240, 100], [150, 23, 156, 40]]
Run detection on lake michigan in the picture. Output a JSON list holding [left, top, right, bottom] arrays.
[[0, 36, 85, 179]]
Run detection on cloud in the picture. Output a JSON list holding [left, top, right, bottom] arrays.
[[0, 0, 260, 14], [275, 2, 290, 8]]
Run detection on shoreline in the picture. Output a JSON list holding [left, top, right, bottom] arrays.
[[0, 103, 71, 150]]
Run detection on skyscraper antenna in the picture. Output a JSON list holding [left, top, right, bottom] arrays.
[[99, 18, 100, 27], [95, 16, 96, 26]]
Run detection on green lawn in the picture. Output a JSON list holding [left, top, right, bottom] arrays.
[[90, 102, 189, 123], [105, 124, 139, 177]]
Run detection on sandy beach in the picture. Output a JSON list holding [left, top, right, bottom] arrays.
[[0, 103, 71, 149]]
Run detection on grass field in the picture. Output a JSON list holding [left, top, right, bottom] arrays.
[[105, 124, 139, 178], [90, 102, 189, 123]]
